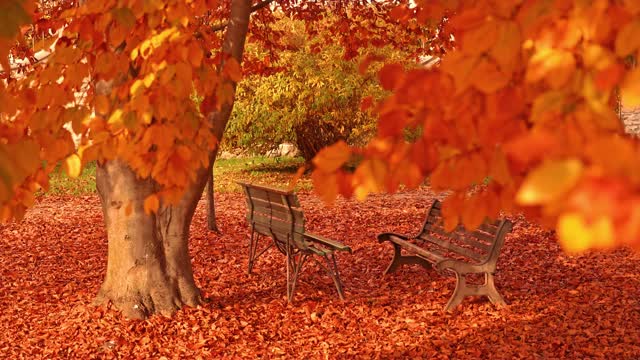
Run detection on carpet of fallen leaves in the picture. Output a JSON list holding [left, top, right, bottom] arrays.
[[1, 188, 639, 359]]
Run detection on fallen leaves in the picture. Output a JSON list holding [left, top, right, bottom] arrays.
[[0, 188, 639, 358]]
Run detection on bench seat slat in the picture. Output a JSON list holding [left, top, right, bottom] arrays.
[[247, 200, 305, 223], [249, 213, 305, 233], [426, 224, 492, 252], [245, 187, 300, 207], [418, 233, 485, 262]]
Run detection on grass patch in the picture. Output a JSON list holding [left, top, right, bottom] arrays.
[[47, 161, 97, 196], [42, 156, 309, 197], [214, 156, 310, 193]]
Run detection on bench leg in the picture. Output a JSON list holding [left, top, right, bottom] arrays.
[[247, 229, 274, 274], [484, 273, 507, 307], [444, 272, 506, 311], [248, 230, 258, 274], [286, 251, 308, 303], [383, 243, 431, 275], [444, 272, 468, 311], [318, 253, 346, 300]]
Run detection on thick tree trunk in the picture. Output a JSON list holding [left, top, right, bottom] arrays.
[[92, 0, 252, 319], [94, 160, 204, 319]]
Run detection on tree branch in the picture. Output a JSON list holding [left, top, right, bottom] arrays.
[[211, 0, 276, 32]]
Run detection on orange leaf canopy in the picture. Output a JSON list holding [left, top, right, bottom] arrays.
[[312, 0, 640, 252]]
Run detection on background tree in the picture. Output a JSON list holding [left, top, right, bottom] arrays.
[[224, 15, 421, 161]]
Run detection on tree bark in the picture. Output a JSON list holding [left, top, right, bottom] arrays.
[[93, 0, 253, 319], [206, 171, 219, 232]]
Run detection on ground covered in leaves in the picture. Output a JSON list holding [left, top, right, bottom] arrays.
[[1, 188, 639, 358]]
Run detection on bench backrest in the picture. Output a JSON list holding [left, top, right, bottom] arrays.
[[237, 181, 308, 251], [420, 199, 513, 267]]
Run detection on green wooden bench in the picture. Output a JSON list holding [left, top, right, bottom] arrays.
[[237, 181, 352, 302], [378, 199, 513, 311]]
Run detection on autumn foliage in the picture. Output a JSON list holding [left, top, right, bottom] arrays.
[[312, 0, 640, 253]]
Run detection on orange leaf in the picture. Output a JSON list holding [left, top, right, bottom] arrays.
[[224, 58, 242, 82], [144, 194, 160, 215], [471, 58, 510, 94], [94, 95, 110, 115], [461, 195, 487, 231], [459, 19, 499, 55], [312, 140, 351, 173], [615, 19, 640, 57], [378, 63, 404, 91]]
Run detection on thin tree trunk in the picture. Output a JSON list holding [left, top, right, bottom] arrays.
[[93, 0, 253, 319], [206, 171, 219, 232]]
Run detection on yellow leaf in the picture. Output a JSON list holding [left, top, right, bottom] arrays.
[[143, 73, 155, 88], [144, 194, 160, 215], [615, 20, 640, 57], [620, 68, 640, 107], [526, 48, 576, 89], [312, 140, 351, 173], [516, 159, 583, 206], [130, 79, 145, 97], [107, 109, 123, 125], [63, 154, 82, 178], [558, 213, 614, 253]]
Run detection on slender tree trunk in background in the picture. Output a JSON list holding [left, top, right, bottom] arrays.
[[206, 171, 219, 232], [93, 0, 252, 319]]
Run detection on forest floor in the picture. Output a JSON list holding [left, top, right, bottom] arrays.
[[1, 168, 640, 358]]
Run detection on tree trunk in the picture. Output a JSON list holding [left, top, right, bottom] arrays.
[[94, 160, 204, 319], [206, 171, 219, 232], [92, 0, 252, 319]]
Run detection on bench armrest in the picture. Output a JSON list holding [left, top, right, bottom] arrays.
[[377, 232, 409, 243], [304, 233, 352, 253]]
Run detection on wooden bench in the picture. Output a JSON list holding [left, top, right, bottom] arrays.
[[237, 181, 352, 303], [377, 199, 513, 311]]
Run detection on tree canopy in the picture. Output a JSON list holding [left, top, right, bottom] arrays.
[[311, 0, 640, 253]]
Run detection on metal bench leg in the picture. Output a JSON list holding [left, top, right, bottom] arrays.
[[247, 229, 275, 275], [322, 253, 346, 300], [384, 243, 431, 275], [444, 272, 507, 311], [485, 273, 507, 307], [248, 229, 258, 274], [286, 252, 308, 303], [444, 272, 467, 311]]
